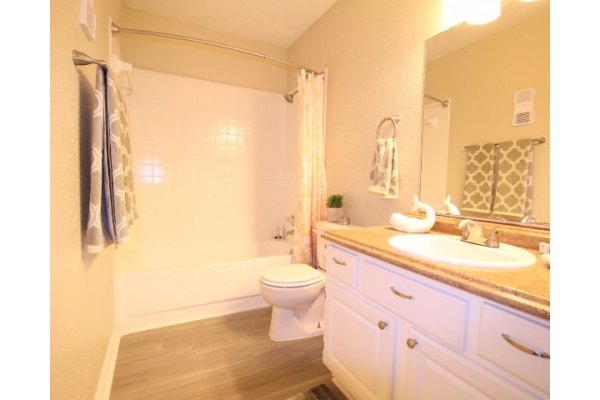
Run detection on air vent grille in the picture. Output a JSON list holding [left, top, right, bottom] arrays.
[[514, 111, 531, 125], [513, 88, 535, 126]]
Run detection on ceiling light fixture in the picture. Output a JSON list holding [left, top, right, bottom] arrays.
[[464, 0, 502, 25]]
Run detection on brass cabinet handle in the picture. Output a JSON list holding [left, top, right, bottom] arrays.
[[406, 338, 418, 349], [378, 321, 388, 330], [501, 333, 549, 359], [390, 286, 414, 300], [332, 257, 347, 266]]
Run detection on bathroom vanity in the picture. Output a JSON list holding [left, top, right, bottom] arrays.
[[322, 220, 550, 400]]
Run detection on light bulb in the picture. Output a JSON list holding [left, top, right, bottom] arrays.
[[465, 0, 501, 25]]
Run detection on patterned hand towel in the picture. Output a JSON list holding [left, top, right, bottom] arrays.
[[85, 66, 137, 253], [367, 137, 399, 199], [492, 139, 534, 219], [461, 142, 496, 214]]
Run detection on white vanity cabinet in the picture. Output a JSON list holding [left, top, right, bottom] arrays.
[[323, 243, 550, 400]]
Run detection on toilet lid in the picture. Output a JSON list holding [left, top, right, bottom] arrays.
[[260, 264, 324, 288]]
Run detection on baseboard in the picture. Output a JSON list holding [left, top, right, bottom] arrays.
[[332, 376, 358, 400], [94, 328, 121, 400]]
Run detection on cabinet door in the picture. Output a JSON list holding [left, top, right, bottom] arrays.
[[324, 281, 395, 400], [404, 328, 541, 400]]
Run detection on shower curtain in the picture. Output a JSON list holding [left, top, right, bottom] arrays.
[[292, 69, 327, 266]]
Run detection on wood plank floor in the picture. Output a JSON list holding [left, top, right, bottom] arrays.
[[110, 307, 346, 400]]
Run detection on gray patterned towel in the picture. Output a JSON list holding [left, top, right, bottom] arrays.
[[85, 66, 136, 253], [461, 142, 496, 215], [492, 139, 534, 219]]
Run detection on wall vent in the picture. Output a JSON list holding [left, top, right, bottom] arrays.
[[512, 88, 535, 126]]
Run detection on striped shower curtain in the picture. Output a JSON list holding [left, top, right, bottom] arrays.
[[292, 69, 327, 266]]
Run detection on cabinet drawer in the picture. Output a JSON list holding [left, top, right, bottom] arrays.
[[478, 303, 549, 394], [326, 244, 359, 289], [361, 259, 468, 350]]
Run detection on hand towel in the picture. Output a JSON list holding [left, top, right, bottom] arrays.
[[367, 138, 399, 199], [85, 66, 137, 253], [461, 142, 496, 214], [492, 139, 534, 219]]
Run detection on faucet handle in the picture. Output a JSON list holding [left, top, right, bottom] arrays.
[[485, 227, 500, 248]]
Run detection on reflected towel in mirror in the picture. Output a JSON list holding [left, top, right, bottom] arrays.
[[461, 142, 495, 214], [491, 139, 534, 219]]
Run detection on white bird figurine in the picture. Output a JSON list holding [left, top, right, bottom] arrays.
[[444, 195, 460, 215], [389, 195, 436, 233]]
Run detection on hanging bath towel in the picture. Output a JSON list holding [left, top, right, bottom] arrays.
[[85, 66, 137, 253], [492, 139, 534, 219], [367, 137, 399, 199], [461, 142, 496, 215]]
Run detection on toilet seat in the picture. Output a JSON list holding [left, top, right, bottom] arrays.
[[260, 264, 324, 288]]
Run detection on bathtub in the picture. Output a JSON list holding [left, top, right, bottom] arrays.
[[115, 240, 291, 333]]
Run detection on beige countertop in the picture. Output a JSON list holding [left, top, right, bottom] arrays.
[[322, 224, 550, 320]]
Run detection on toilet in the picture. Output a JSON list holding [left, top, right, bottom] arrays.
[[259, 220, 356, 341]]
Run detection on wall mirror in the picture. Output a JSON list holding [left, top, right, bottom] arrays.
[[419, 0, 549, 229]]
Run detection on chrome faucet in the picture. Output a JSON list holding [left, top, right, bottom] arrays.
[[457, 219, 500, 248]]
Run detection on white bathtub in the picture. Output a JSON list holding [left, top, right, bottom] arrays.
[[115, 240, 291, 333]]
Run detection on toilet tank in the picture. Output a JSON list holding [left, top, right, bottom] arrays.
[[313, 221, 358, 270]]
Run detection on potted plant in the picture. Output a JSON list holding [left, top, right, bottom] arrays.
[[326, 194, 344, 222]]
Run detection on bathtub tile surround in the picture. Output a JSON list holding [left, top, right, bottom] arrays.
[[123, 69, 295, 259]]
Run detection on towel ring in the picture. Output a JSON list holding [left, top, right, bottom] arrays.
[[377, 116, 400, 139]]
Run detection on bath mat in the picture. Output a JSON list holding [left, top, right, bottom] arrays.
[[285, 383, 343, 400]]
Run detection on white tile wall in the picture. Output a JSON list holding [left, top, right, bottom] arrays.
[[123, 69, 296, 256]]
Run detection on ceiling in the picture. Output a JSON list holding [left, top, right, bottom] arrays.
[[122, 0, 338, 48]]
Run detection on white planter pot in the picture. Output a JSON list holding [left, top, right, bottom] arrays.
[[327, 208, 343, 223]]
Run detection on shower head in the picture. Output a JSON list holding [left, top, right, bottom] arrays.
[[284, 89, 298, 103]]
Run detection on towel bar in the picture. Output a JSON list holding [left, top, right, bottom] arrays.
[[72, 50, 107, 70], [463, 137, 546, 150]]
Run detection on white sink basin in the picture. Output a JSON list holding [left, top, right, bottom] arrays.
[[387, 234, 536, 269]]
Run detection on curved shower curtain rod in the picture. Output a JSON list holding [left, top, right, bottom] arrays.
[[425, 93, 449, 108], [111, 23, 323, 75]]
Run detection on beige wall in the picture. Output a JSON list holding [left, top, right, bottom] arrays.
[[50, 0, 123, 399], [287, 0, 447, 226], [121, 8, 288, 94], [426, 6, 550, 222]]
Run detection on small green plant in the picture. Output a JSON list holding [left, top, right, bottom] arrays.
[[326, 194, 344, 208]]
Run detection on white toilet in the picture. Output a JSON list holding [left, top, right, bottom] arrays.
[[259, 220, 355, 341]]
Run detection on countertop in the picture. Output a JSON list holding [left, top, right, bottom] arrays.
[[322, 224, 550, 320]]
